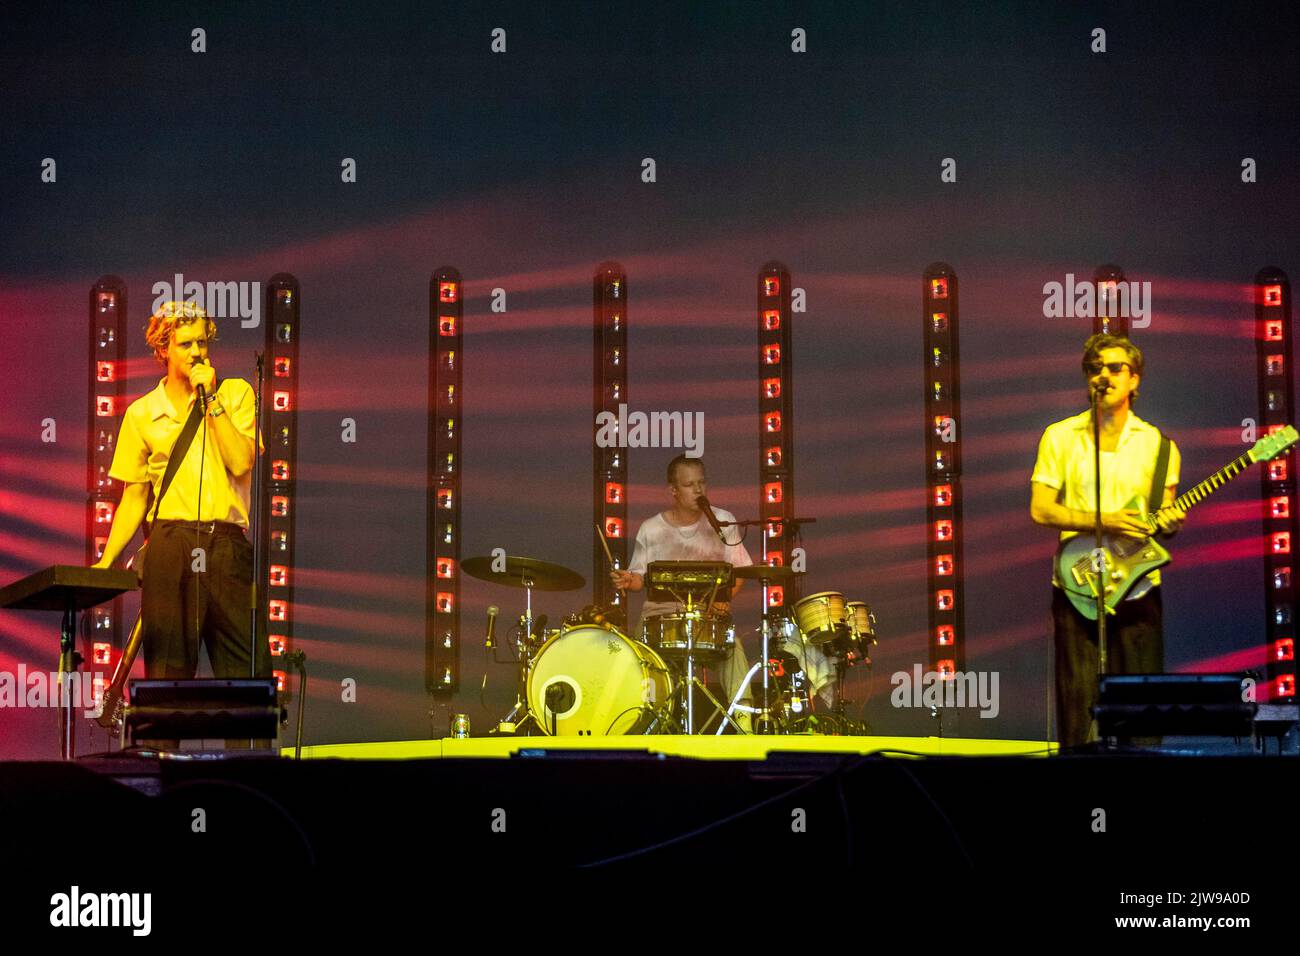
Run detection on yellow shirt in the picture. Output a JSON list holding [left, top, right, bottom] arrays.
[[109, 377, 258, 526], [1031, 409, 1180, 594]]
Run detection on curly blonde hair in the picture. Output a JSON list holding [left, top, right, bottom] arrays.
[[145, 300, 218, 365]]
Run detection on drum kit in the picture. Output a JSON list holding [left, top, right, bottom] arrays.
[[461, 552, 878, 737]]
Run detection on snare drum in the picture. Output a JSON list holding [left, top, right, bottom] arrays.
[[526, 624, 673, 735], [642, 613, 735, 661], [793, 591, 850, 645]]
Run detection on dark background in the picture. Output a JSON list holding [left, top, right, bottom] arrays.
[[2, 0, 1298, 758]]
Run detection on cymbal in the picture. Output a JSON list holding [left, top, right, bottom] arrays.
[[461, 555, 586, 592], [733, 564, 800, 582]]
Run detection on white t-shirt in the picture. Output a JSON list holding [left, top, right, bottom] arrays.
[[627, 508, 753, 628]]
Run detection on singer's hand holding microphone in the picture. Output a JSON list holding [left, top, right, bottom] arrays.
[[189, 357, 217, 397]]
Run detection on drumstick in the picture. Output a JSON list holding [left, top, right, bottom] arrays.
[[595, 522, 627, 604]]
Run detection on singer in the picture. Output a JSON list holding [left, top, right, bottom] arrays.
[[609, 454, 754, 730], [1029, 333, 1185, 748], [91, 301, 269, 685]]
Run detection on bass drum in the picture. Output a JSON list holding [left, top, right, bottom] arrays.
[[526, 625, 673, 735]]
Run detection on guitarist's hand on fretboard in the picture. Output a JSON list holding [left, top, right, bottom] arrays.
[[1152, 503, 1187, 537]]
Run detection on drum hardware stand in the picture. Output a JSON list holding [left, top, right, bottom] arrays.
[[721, 516, 816, 735], [649, 563, 744, 735]]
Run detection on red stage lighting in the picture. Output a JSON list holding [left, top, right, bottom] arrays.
[[936, 625, 954, 646], [1274, 637, 1295, 661], [273, 390, 291, 411], [763, 310, 780, 330], [763, 378, 781, 399], [439, 281, 459, 303], [1271, 496, 1291, 519], [274, 357, 292, 376], [269, 565, 287, 587]]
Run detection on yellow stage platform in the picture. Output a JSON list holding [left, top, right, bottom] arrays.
[[286, 735, 1056, 760]]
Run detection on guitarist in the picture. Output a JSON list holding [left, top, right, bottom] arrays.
[[91, 301, 268, 740], [1030, 334, 1186, 748]]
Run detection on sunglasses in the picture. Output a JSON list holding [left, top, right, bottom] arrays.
[[1083, 361, 1132, 376]]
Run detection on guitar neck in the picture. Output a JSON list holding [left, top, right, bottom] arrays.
[[1158, 452, 1254, 518]]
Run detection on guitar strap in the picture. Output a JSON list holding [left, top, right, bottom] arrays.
[[144, 392, 208, 538], [1147, 431, 1172, 514]]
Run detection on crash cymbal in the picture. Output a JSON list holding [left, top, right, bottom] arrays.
[[461, 555, 586, 591], [733, 564, 800, 582]]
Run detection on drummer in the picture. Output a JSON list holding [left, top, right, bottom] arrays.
[[610, 455, 754, 731]]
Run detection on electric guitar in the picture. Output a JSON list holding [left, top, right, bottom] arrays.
[[95, 543, 146, 734], [1057, 425, 1298, 620]]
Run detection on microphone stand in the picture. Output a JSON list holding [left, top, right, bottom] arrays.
[[249, 352, 265, 679], [717, 514, 816, 735], [1090, 378, 1108, 742]]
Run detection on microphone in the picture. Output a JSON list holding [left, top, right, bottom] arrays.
[[1093, 376, 1109, 394], [484, 606, 498, 647], [697, 496, 726, 542], [193, 356, 209, 406]]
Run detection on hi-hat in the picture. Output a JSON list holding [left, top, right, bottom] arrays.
[[461, 555, 585, 591]]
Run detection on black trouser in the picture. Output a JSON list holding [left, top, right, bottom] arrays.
[[1051, 586, 1163, 749], [142, 521, 268, 680], [140, 521, 271, 749]]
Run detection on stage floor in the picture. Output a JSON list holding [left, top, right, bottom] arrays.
[[286, 733, 1057, 760]]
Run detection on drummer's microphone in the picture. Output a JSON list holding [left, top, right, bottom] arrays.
[[485, 606, 498, 648], [697, 496, 726, 542]]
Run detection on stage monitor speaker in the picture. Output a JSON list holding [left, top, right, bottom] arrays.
[[1095, 673, 1255, 738], [125, 679, 281, 740]]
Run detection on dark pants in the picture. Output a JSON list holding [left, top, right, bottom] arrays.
[[140, 521, 271, 749], [1051, 586, 1163, 749], [142, 521, 267, 679]]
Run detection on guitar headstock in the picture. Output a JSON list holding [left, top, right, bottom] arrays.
[[1250, 425, 1299, 463]]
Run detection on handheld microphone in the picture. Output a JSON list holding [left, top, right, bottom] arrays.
[[485, 606, 498, 647], [193, 356, 209, 405], [697, 496, 726, 542], [1093, 376, 1109, 394]]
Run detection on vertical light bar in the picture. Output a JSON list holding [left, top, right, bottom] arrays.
[[1256, 267, 1297, 703], [594, 262, 629, 615], [1093, 264, 1128, 338], [428, 267, 463, 693], [757, 262, 795, 606], [262, 274, 300, 698], [923, 263, 964, 675], [86, 275, 127, 709]]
